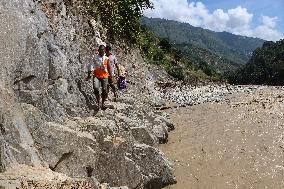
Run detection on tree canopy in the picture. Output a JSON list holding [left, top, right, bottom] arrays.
[[91, 0, 152, 43], [227, 40, 284, 85]]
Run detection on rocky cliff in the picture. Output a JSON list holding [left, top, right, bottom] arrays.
[[0, 0, 175, 188]]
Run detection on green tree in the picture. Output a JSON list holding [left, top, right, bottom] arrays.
[[91, 0, 152, 43], [159, 38, 172, 52], [228, 40, 284, 85]]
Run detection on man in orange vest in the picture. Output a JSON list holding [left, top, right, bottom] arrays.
[[85, 45, 113, 110]]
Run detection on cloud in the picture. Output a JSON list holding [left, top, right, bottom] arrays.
[[227, 6, 253, 28], [234, 16, 284, 41], [262, 16, 277, 28], [144, 0, 284, 41], [246, 16, 283, 41]]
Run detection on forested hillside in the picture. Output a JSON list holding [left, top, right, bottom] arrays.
[[139, 28, 223, 82], [141, 17, 265, 73], [228, 40, 284, 85]]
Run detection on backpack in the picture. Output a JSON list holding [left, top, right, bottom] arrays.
[[117, 64, 126, 89], [117, 76, 126, 90]]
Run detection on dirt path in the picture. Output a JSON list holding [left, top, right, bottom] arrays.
[[161, 87, 284, 189]]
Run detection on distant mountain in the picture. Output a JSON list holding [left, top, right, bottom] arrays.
[[141, 17, 265, 72], [228, 40, 284, 85]]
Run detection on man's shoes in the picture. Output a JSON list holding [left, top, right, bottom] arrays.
[[95, 103, 101, 111], [114, 92, 118, 102], [101, 105, 107, 111]]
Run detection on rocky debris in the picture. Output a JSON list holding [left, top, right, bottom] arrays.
[[0, 165, 77, 189], [0, 0, 176, 188], [158, 84, 260, 106], [0, 165, 129, 189], [228, 86, 284, 114]]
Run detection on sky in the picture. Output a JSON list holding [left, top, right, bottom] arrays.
[[144, 0, 284, 41]]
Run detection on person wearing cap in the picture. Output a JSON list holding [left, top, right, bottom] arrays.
[[85, 45, 113, 110], [105, 45, 120, 101]]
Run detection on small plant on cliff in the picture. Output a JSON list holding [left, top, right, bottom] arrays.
[[90, 0, 152, 43]]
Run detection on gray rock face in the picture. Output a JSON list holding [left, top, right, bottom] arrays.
[[0, 0, 176, 188], [0, 85, 46, 171], [131, 127, 158, 146]]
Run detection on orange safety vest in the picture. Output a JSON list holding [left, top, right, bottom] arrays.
[[93, 55, 110, 78]]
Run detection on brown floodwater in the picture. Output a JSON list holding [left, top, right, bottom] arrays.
[[161, 88, 284, 189]]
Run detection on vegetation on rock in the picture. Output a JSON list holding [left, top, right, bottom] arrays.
[[90, 0, 152, 43], [139, 27, 222, 82]]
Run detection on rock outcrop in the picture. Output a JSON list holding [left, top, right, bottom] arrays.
[[0, 0, 175, 188]]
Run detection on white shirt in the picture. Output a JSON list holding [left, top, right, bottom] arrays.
[[86, 54, 109, 72], [108, 54, 118, 76]]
